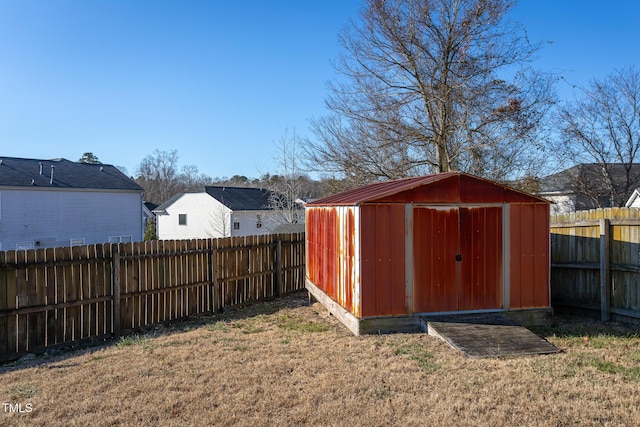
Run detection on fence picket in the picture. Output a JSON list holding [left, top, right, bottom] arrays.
[[0, 251, 9, 355]]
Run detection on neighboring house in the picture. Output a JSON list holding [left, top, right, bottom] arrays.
[[143, 201, 158, 230], [0, 156, 144, 250], [538, 163, 640, 214], [625, 189, 640, 208], [154, 186, 303, 239]]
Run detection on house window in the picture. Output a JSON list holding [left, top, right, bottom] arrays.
[[70, 238, 85, 246], [109, 236, 132, 243], [233, 220, 240, 230], [179, 214, 187, 225], [256, 214, 262, 229]]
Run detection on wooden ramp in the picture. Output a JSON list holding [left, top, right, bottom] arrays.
[[424, 313, 560, 358]]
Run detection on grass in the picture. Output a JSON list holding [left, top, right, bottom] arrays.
[[1, 292, 640, 426], [116, 334, 154, 350], [6, 384, 38, 401], [390, 341, 438, 374]]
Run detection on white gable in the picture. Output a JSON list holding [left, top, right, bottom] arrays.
[[156, 193, 232, 239]]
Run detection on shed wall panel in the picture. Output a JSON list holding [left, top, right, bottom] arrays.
[[360, 204, 405, 317], [533, 203, 551, 307], [413, 207, 459, 312], [305, 206, 358, 315], [379, 177, 461, 204], [509, 203, 550, 308], [459, 206, 502, 310], [369, 175, 545, 205]]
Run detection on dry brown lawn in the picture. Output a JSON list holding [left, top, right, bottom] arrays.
[[1, 291, 640, 426]]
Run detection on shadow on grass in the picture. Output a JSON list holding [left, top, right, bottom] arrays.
[[530, 314, 640, 340], [0, 290, 311, 374]]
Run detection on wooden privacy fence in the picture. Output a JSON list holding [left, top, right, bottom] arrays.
[[551, 208, 640, 323], [0, 233, 305, 362]]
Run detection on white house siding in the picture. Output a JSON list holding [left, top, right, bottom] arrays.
[[544, 194, 575, 215], [157, 193, 232, 240], [0, 188, 143, 250], [626, 189, 640, 208], [230, 210, 283, 237]]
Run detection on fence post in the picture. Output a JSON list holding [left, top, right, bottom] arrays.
[[112, 247, 121, 338], [600, 218, 611, 322], [209, 247, 218, 313], [275, 238, 282, 298]]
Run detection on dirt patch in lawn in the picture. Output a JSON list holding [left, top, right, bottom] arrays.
[[2, 291, 640, 426]]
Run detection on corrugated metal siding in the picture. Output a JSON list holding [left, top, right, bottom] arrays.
[[306, 173, 551, 321], [509, 203, 550, 308], [458, 207, 502, 310], [412, 206, 502, 313], [305, 206, 358, 316], [413, 207, 459, 312], [359, 204, 405, 317], [306, 174, 455, 206]]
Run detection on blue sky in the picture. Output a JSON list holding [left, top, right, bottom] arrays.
[[0, 1, 638, 179]]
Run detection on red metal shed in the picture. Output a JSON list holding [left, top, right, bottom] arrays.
[[305, 172, 552, 335]]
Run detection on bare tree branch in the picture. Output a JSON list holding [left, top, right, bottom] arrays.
[[306, 0, 556, 187], [558, 66, 640, 207]]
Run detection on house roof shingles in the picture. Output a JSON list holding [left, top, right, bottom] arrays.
[[204, 186, 273, 211], [539, 163, 640, 194], [0, 157, 142, 191]]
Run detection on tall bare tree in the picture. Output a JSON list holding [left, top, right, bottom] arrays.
[[135, 149, 182, 204], [135, 149, 214, 204], [558, 66, 640, 207], [206, 205, 231, 238], [306, 0, 555, 187], [267, 130, 308, 225]]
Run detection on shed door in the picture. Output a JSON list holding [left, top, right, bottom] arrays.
[[413, 206, 502, 312]]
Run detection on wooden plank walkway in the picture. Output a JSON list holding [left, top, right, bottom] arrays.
[[425, 313, 560, 358]]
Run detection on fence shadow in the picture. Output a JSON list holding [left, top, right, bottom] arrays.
[[530, 313, 640, 340], [0, 289, 310, 374], [0, 233, 306, 363]]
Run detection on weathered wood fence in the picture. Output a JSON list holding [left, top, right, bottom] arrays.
[[551, 208, 640, 323], [0, 233, 305, 362]]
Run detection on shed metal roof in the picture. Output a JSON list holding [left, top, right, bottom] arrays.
[[0, 156, 142, 191], [307, 172, 548, 206]]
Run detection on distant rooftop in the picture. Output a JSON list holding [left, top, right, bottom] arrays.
[[204, 186, 274, 211], [539, 163, 640, 194], [0, 156, 142, 191]]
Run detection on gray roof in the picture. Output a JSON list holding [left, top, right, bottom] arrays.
[[539, 163, 640, 194], [204, 186, 274, 211], [0, 157, 142, 191], [144, 201, 158, 211]]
